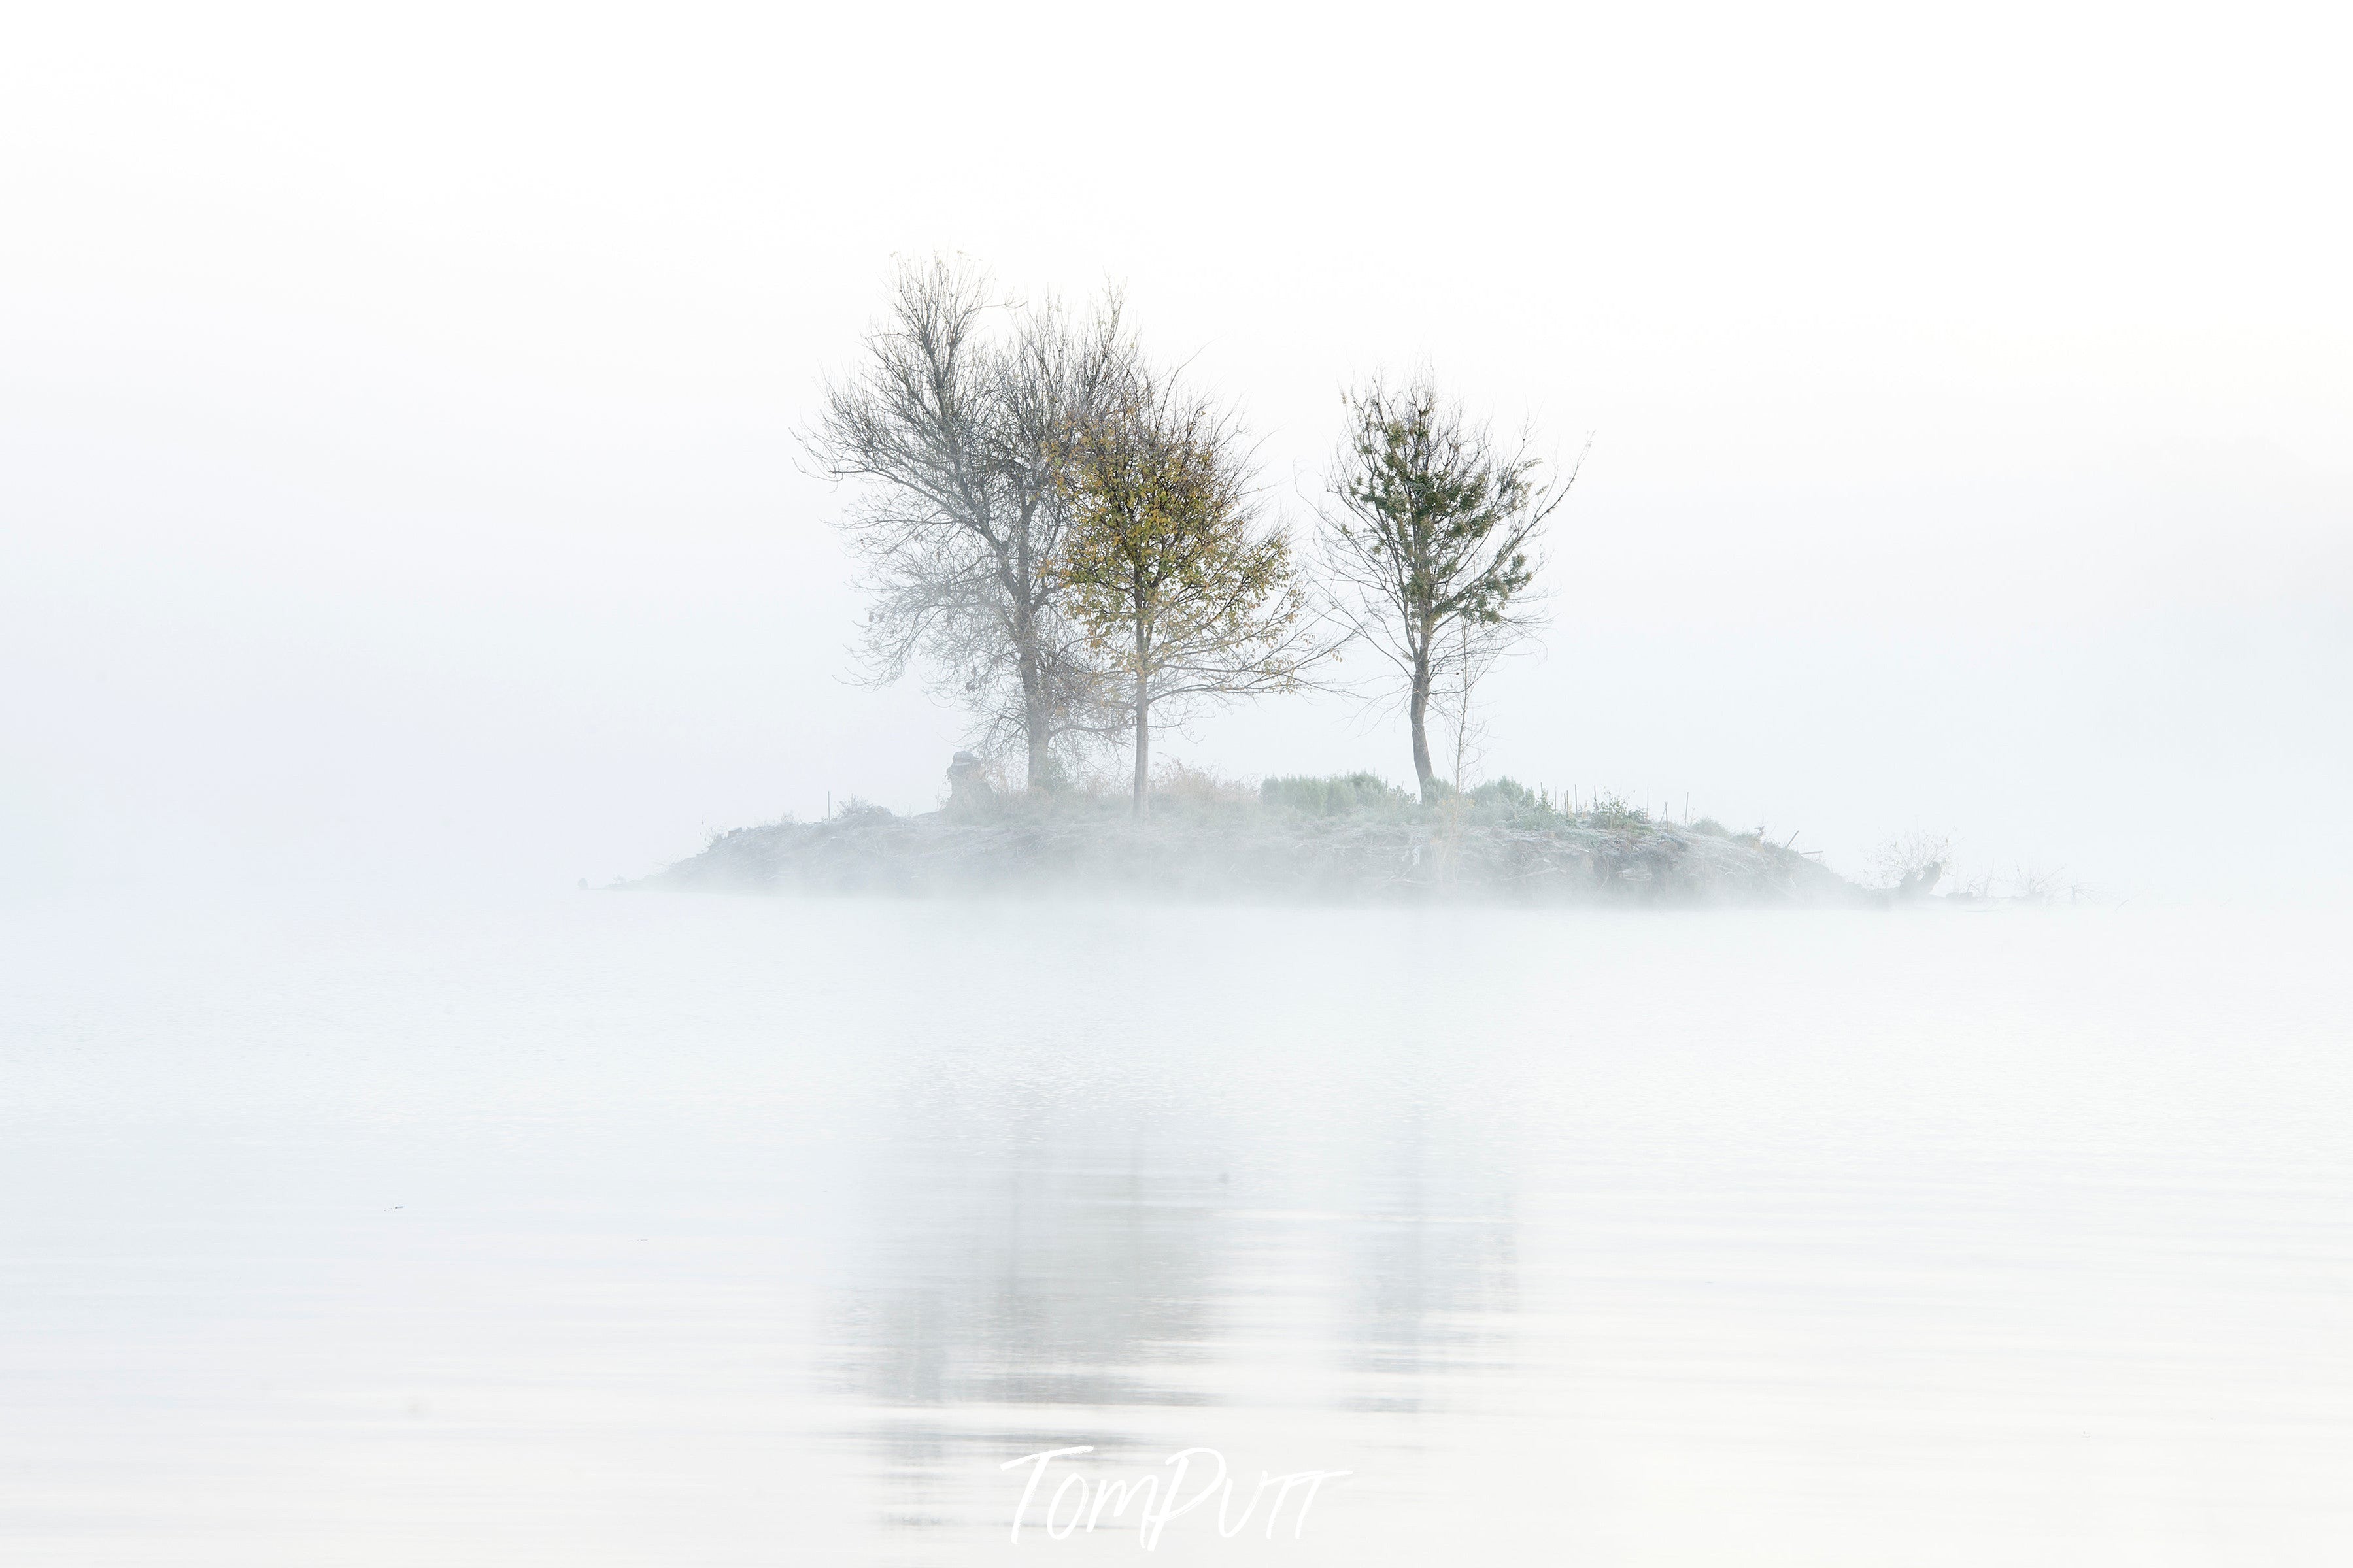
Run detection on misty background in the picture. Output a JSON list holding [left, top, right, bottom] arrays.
[[5, 1, 2347, 901]]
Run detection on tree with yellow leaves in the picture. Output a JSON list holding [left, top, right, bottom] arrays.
[[1056, 377, 1323, 815]]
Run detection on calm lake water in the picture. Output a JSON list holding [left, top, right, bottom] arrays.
[[3, 892, 2348, 1564]]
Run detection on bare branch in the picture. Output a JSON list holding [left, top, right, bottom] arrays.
[[798, 256, 1136, 785]]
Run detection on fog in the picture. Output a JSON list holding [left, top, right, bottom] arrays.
[[5, 1, 2346, 900], [5, 6, 2353, 1564], [8, 892, 2350, 1563]]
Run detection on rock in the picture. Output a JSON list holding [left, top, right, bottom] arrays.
[[945, 751, 996, 821]]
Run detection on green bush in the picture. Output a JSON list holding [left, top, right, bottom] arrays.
[[1579, 790, 1648, 827], [1466, 776, 1559, 823], [1469, 776, 1541, 810], [1260, 772, 1411, 816]]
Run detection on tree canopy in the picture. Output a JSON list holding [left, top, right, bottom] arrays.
[[1055, 376, 1318, 813], [1319, 373, 1576, 800]]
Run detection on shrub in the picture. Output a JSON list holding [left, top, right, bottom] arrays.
[[1469, 776, 1543, 810], [1465, 776, 1558, 823], [1869, 830, 1952, 892], [1580, 789, 1648, 827], [2010, 865, 2069, 904], [1689, 816, 1728, 837], [1260, 771, 1411, 816], [1148, 761, 1257, 818]]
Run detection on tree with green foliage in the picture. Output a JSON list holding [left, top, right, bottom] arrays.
[[1055, 378, 1319, 815], [1317, 373, 1578, 802]]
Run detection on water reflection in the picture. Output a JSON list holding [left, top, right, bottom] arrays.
[[1340, 1135, 1517, 1412], [852, 1148, 1222, 1410], [835, 1078, 1521, 1544], [9, 899, 2351, 1562]]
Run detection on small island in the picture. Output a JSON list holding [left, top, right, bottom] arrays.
[[651, 763, 1873, 907], [645, 259, 1979, 910]]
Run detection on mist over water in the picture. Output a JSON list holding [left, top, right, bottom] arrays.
[[7, 6, 2351, 907], [6, 3, 2351, 1560], [5, 889, 2346, 1563]]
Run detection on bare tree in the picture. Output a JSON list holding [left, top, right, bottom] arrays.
[[1055, 374, 1320, 815], [1317, 373, 1579, 802], [801, 256, 1131, 788]]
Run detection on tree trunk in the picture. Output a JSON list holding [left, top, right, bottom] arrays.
[[1017, 639, 1053, 792], [1408, 648, 1436, 802], [1131, 622, 1150, 818], [1011, 542, 1054, 793]]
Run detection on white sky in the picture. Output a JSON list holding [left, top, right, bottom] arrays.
[[3, 0, 2348, 897]]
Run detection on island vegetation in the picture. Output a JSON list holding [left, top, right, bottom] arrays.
[[661, 256, 1988, 906], [800, 255, 1583, 807]]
